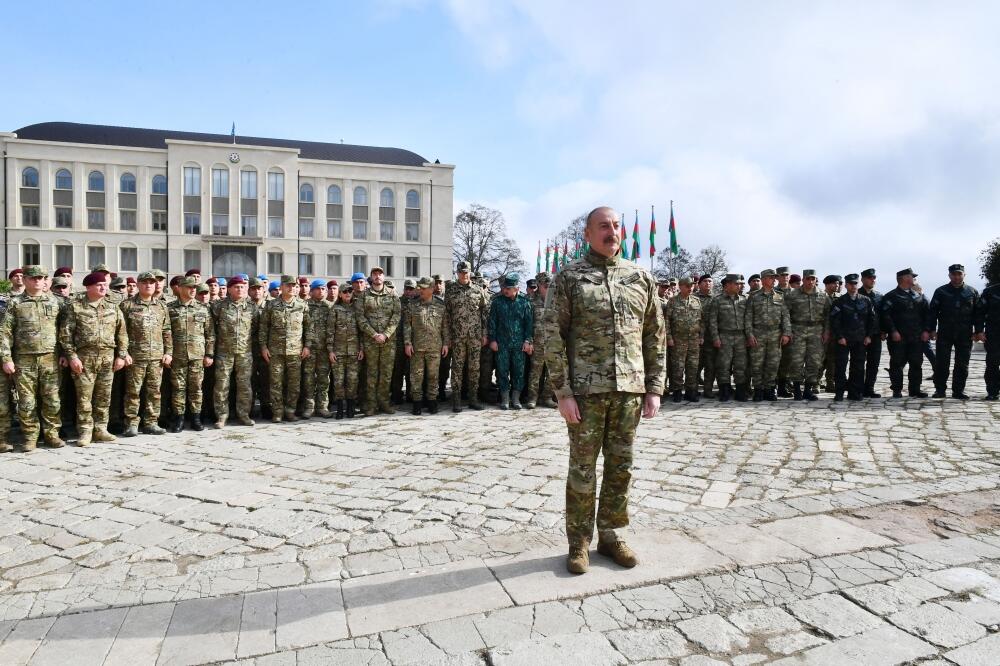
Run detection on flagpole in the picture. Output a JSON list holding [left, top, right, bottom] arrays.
[[650, 204, 655, 272]]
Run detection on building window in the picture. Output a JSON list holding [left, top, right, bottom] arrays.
[[152, 211, 167, 231], [211, 168, 229, 197], [327, 219, 342, 239], [267, 251, 283, 274], [241, 169, 257, 198], [380, 188, 394, 208], [299, 253, 314, 275], [56, 245, 73, 269], [88, 245, 106, 268], [267, 171, 284, 200], [183, 249, 201, 272], [353, 219, 367, 240], [120, 210, 137, 231], [405, 256, 419, 278], [152, 174, 167, 194], [120, 247, 138, 272], [327, 253, 342, 276], [299, 183, 313, 203], [183, 166, 201, 196], [23, 243, 40, 266], [241, 215, 257, 236], [211, 214, 228, 235], [406, 220, 420, 242], [380, 221, 394, 241], [379, 256, 394, 277], [405, 189, 420, 241], [55, 169, 73, 190], [184, 213, 201, 235], [268, 217, 284, 238], [88, 171, 105, 192], [55, 207, 72, 229], [120, 172, 136, 193], [22, 167, 39, 188], [353, 186, 368, 206], [406, 189, 420, 209], [327, 185, 342, 204], [299, 218, 314, 238], [21, 207, 40, 227], [352, 254, 367, 275], [152, 248, 168, 272], [88, 209, 106, 230]]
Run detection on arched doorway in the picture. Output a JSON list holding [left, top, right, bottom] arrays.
[[212, 245, 257, 277]]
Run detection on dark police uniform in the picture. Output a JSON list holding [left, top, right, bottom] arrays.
[[829, 276, 876, 399], [857, 268, 884, 397], [926, 264, 979, 398], [880, 269, 929, 396], [974, 282, 1000, 399]]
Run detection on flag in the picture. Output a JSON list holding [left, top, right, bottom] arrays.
[[536, 241, 541, 274], [574, 237, 580, 260], [231, 122, 236, 144], [619, 212, 629, 259], [545, 242, 551, 273], [649, 205, 657, 258], [669, 201, 679, 255], [563, 239, 569, 267], [552, 243, 559, 274], [631, 210, 641, 260]]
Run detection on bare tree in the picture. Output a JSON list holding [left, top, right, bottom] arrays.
[[654, 246, 696, 280], [453, 204, 527, 285], [694, 244, 729, 283], [981, 237, 1000, 284]]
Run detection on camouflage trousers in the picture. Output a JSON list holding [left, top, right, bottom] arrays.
[[698, 340, 717, 392], [269, 354, 302, 416], [390, 337, 408, 402], [170, 359, 205, 417], [450, 338, 481, 400], [301, 354, 330, 414], [73, 350, 115, 435], [331, 352, 360, 400], [0, 366, 12, 445], [363, 339, 395, 410], [525, 342, 551, 402], [14, 352, 61, 445], [495, 346, 526, 393], [125, 360, 163, 428], [669, 335, 701, 392], [749, 331, 783, 390], [410, 350, 440, 401], [214, 352, 253, 421], [787, 324, 825, 384], [777, 338, 793, 386], [566, 392, 642, 546], [715, 331, 748, 386]]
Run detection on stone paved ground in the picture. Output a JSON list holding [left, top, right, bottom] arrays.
[[0, 354, 998, 664]]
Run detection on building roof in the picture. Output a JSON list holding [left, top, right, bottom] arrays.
[[13, 121, 430, 167]]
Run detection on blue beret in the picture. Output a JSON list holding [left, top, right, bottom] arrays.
[[216, 277, 227, 286], [350, 272, 366, 283], [236, 273, 249, 281], [257, 273, 267, 281], [310, 279, 327, 290], [268, 280, 280, 291]]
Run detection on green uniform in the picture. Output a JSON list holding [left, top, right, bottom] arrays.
[[783, 288, 831, 386], [328, 301, 362, 400], [302, 298, 331, 416], [354, 286, 401, 414], [0, 297, 12, 448], [445, 281, 489, 404], [524, 290, 553, 405], [259, 296, 310, 418], [403, 297, 451, 401], [707, 293, 749, 387], [488, 293, 533, 393], [120, 295, 172, 429], [167, 299, 214, 418], [664, 293, 702, 392], [745, 289, 792, 391], [212, 297, 257, 422]]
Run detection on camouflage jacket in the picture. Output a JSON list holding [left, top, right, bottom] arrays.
[[784, 288, 831, 333], [121, 296, 172, 361], [59, 297, 128, 359], [212, 297, 257, 357], [327, 301, 362, 356], [354, 286, 401, 341], [543, 251, 665, 398], [404, 298, 451, 352], [445, 281, 489, 341], [0, 293, 64, 362], [167, 299, 215, 361], [707, 293, 748, 343], [259, 296, 310, 355], [529, 291, 549, 349], [488, 293, 533, 347], [744, 289, 792, 338], [664, 294, 702, 343], [305, 299, 331, 352]]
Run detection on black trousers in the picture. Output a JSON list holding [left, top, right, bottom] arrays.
[[863, 337, 882, 391], [986, 339, 999, 396], [933, 335, 972, 394], [835, 342, 866, 396], [887, 338, 923, 393]]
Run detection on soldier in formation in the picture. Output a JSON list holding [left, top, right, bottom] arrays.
[[664, 277, 702, 402], [488, 274, 534, 410], [404, 277, 450, 414]]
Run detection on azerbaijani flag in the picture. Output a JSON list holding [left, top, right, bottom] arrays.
[[536, 241, 541, 274], [649, 205, 656, 258], [552, 242, 559, 274], [669, 201, 679, 256], [620, 212, 629, 259], [631, 209, 640, 260], [563, 239, 570, 267], [545, 241, 551, 273]]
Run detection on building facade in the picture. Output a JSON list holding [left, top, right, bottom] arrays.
[[1, 122, 454, 281]]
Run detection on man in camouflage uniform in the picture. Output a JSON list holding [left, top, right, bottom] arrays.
[[391, 279, 417, 404], [166, 276, 214, 432], [830, 273, 877, 401], [783, 269, 831, 401], [665, 277, 703, 402], [524, 271, 556, 409], [120, 272, 172, 436], [745, 269, 792, 401], [246, 276, 269, 419], [927, 264, 979, 400], [445, 262, 489, 412], [59, 272, 129, 446], [433, 275, 451, 401], [0, 293, 12, 452], [820, 275, 842, 390], [301, 279, 332, 417], [488, 274, 534, 410], [328, 285, 363, 418], [259, 275, 311, 422], [694, 276, 716, 398], [545, 207, 665, 574], [404, 277, 450, 414], [212, 276, 257, 427], [773, 266, 794, 396], [1, 265, 66, 450], [707, 274, 749, 402], [354, 266, 400, 415]]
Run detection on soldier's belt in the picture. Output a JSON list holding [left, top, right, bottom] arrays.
[[791, 321, 823, 327], [719, 329, 744, 334]]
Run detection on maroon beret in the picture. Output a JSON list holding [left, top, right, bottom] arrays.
[[297, 276, 308, 284], [185, 268, 201, 277], [110, 272, 118, 279], [228, 276, 246, 286], [327, 280, 338, 287], [169, 276, 181, 287], [82, 272, 104, 287], [8, 268, 23, 278], [55, 266, 73, 276], [205, 277, 218, 285], [126, 277, 136, 284]]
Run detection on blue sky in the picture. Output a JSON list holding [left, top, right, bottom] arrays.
[[4, 1, 999, 286]]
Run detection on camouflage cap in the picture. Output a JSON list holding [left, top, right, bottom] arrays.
[[721, 273, 741, 284], [51, 276, 70, 288], [385, 280, 395, 289], [656, 276, 670, 286], [248, 277, 263, 287], [179, 276, 199, 288], [775, 266, 790, 275], [678, 277, 694, 286], [668, 277, 678, 285], [280, 274, 296, 285], [22, 265, 48, 278], [432, 274, 443, 282], [416, 276, 433, 289], [456, 261, 471, 273], [110, 276, 126, 288], [137, 271, 157, 282], [802, 269, 816, 278], [196, 283, 210, 294], [369, 266, 384, 275], [759, 269, 777, 278], [91, 263, 111, 274], [473, 271, 484, 279], [534, 271, 552, 285], [403, 278, 417, 289], [151, 269, 167, 280]]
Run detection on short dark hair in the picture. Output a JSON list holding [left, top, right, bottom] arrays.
[[585, 206, 617, 228]]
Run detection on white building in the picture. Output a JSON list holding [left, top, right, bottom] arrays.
[[1, 122, 454, 282]]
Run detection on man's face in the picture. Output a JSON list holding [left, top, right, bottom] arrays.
[[52, 284, 69, 298], [219, 285, 227, 298], [209, 283, 219, 296], [898, 274, 914, 290], [846, 282, 859, 295], [538, 282, 549, 297], [127, 283, 138, 296], [280, 283, 296, 298], [327, 286, 339, 301], [154, 277, 165, 295], [419, 286, 434, 301], [457, 272, 470, 285], [434, 280, 444, 295], [11, 273, 25, 288], [229, 283, 247, 300], [698, 279, 713, 295], [724, 280, 739, 295], [679, 283, 693, 297], [339, 289, 353, 303], [352, 279, 366, 293], [749, 278, 761, 291], [111, 285, 126, 298], [248, 285, 263, 302], [657, 285, 668, 298], [501, 285, 518, 299], [310, 287, 326, 301], [86, 282, 107, 299], [196, 290, 210, 303], [949, 270, 964, 287], [803, 276, 817, 292], [778, 274, 790, 288], [862, 276, 876, 290], [526, 285, 537, 296], [190, 273, 201, 284], [138, 279, 156, 297], [180, 285, 197, 302], [370, 271, 384, 288], [299, 283, 308, 297], [583, 208, 621, 257], [762, 276, 776, 290]]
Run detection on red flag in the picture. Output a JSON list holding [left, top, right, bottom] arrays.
[[649, 205, 656, 258]]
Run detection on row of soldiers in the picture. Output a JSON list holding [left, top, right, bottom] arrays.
[[658, 264, 999, 402]]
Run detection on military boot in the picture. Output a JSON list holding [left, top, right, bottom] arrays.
[[499, 391, 510, 410], [752, 388, 763, 402], [702, 387, 715, 399], [834, 391, 844, 401], [412, 401, 422, 416], [735, 384, 749, 402], [77, 431, 92, 447], [597, 539, 639, 568], [142, 424, 166, 435], [539, 396, 558, 408], [510, 390, 523, 410], [169, 416, 184, 434], [93, 429, 117, 443], [718, 385, 731, 402], [522, 393, 536, 409], [236, 416, 255, 426], [190, 415, 204, 431], [792, 383, 803, 400], [122, 425, 139, 437], [467, 398, 484, 410], [452, 394, 463, 413], [684, 389, 699, 402], [428, 399, 439, 414], [764, 388, 777, 401], [672, 390, 683, 403], [316, 407, 332, 418], [803, 384, 819, 401], [346, 400, 356, 418], [777, 382, 791, 398], [44, 437, 66, 448], [335, 401, 345, 419], [214, 416, 228, 429], [567, 544, 590, 575]]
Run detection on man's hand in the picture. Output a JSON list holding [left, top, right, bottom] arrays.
[[2, 362, 14, 376], [522, 341, 532, 354], [441, 345, 449, 358], [404, 343, 413, 358], [642, 392, 660, 418], [203, 355, 214, 368], [713, 339, 722, 349], [838, 337, 847, 346], [863, 336, 871, 346], [300, 346, 310, 359], [261, 348, 271, 364], [162, 354, 172, 368], [747, 335, 758, 348], [780, 335, 791, 347], [481, 335, 488, 348], [374, 333, 387, 344], [489, 341, 498, 352], [69, 358, 84, 375], [113, 357, 126, 372], [357, 350, 364, 361], [667, 339, 675, 347], [123, 354, 133, 367], [329, 352, 337, 364], [557, 395, 581, 424], [891, 331, 901, 342], [920, 331, 930, 342], [59, 356, 68, 368]]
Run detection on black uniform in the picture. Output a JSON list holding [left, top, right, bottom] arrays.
[[926, 282, 978, 397], [858, 285, 883, 395], [974, 283, 1000, 398], [880, 287, 929, 395], [829, 293, 876, 398]]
